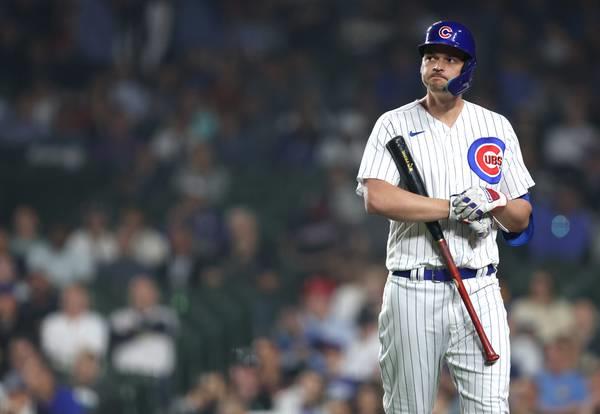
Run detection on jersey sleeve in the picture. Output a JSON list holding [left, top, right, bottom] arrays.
[[356, 112, 400, 197], [499, 118, 535, 199]]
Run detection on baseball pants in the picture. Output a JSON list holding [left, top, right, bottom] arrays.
[[378, 272, 510, 413]]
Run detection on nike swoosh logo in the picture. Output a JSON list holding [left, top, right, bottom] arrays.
[[409, 130, 425, 137]]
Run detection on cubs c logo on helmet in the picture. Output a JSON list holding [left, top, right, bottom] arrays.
[[438, 26, 453, 39], [467, 137, 505, 184]]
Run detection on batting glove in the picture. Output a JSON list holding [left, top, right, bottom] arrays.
[[450, 187, 508, 222], [467, 216, 493, 239]]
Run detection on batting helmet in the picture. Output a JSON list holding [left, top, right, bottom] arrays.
[[418, 21, 477, 96]]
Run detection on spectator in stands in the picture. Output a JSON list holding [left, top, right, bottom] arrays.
[[6, 338, 40, 377], [20, 271, 58, 337], [339, 305, 380, 382], [510, 377, 539, 414], [0, 284, 36, 376], [272, 306, 311, 378], [169, 372, 227, 414], [167, 195, 226, 265], [9, 206, 44, 270], [329, 264, 385, 327], [95, 226, 149, 296], [252, 268, 283, 337], [26, 223, 93, 288], [222, 205, 281, 336], [70, 350, 107, 414], [0, 90, 50, 145], [67, 205, 118, 272], [173, 143, 230, 205], [90, 110, 140, 173], [222, 206, 274, 286], [325, 398, 353, 414], [272, 94, 324, 169], [161, 225, 197, 291], [317, 339, 345, 389], [0, 252, 27, 302], [510, 323, 545, 379], [40, 284, 108, 373], [22, 357, 83, 414], [300, 275, 354, 351], [109, 275, 178, 378], [535, 336, 588, 413], [254, 337, 282, 396], [214, 113, 259, 169], [0, 371, 35, 414], [511, 269, 575, 344], [324, 166, 365, 226], [273, 369, 326, 414], [216, 397, 246, 414], [571, 298, 600, 369], [543, 96, 598, 174], [115, 207, 169, 269], [150, 113, 190, 167], [228, 352, 272, 411], [316, 109, 366, 172], [354, 382, 385, 414]]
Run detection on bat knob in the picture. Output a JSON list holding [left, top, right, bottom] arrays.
[[485, 353, 500, 365]]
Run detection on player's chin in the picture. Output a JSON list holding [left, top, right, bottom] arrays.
[[427, 83, 448, 93], [425, 78, 446, 88]]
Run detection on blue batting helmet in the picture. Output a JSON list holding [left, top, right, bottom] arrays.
[[418, 21, 477, 96]]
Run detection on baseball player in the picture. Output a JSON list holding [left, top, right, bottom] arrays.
[[356, 21, 535, 413]]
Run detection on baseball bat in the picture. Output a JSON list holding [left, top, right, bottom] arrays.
[[385, 135, 499, 365]]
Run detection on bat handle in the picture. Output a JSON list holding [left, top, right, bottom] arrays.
[[437, 240, 500, 365]]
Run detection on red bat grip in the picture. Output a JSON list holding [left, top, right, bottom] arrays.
[[436, 240, 500, 364]]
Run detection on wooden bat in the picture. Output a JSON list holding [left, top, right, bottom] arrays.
[[386, 135, 499, 365]]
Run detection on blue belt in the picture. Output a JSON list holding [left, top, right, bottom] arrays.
[[392, 264, 495, 282]]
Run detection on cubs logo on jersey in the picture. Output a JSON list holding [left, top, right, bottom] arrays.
[[467, 137, 505, 184]]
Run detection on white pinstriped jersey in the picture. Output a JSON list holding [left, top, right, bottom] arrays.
[[356, 99, 535, 272]]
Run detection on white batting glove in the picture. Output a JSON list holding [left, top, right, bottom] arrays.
[[467, 216, 493, 239], [450, 187, 508, 222]]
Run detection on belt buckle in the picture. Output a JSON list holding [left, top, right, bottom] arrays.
[[431, 268, 443, 283]]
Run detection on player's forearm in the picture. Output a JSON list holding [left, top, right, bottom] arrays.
[[491, 198, 531, 232], [364, 179, 449, 222]]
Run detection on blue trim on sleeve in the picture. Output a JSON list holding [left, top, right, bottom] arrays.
[[501, 193, 534, 246]]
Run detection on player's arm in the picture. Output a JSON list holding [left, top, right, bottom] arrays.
[[363, 178, 450, 222], [490, 197, 531, 232]]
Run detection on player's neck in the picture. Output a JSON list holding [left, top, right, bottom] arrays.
[[421, 93, 464, 128]]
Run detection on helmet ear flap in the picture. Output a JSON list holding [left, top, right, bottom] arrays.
[[446, 58, 476, 96]]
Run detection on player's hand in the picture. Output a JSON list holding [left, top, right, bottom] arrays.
[[450, 187, 507, 222], [467, 216, 493, 238]]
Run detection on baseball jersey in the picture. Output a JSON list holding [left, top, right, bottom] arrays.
[[356, 99, 535, 271]]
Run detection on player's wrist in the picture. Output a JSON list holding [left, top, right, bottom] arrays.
[[448, 194, 463, 221]]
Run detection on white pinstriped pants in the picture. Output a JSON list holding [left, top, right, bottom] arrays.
[[378, 272, 510, 413]]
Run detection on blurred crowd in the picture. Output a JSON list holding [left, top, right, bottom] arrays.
[[0, 0, 599, 413]]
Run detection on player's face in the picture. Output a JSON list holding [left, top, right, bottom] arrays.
[[420, 45, 465, 93]]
